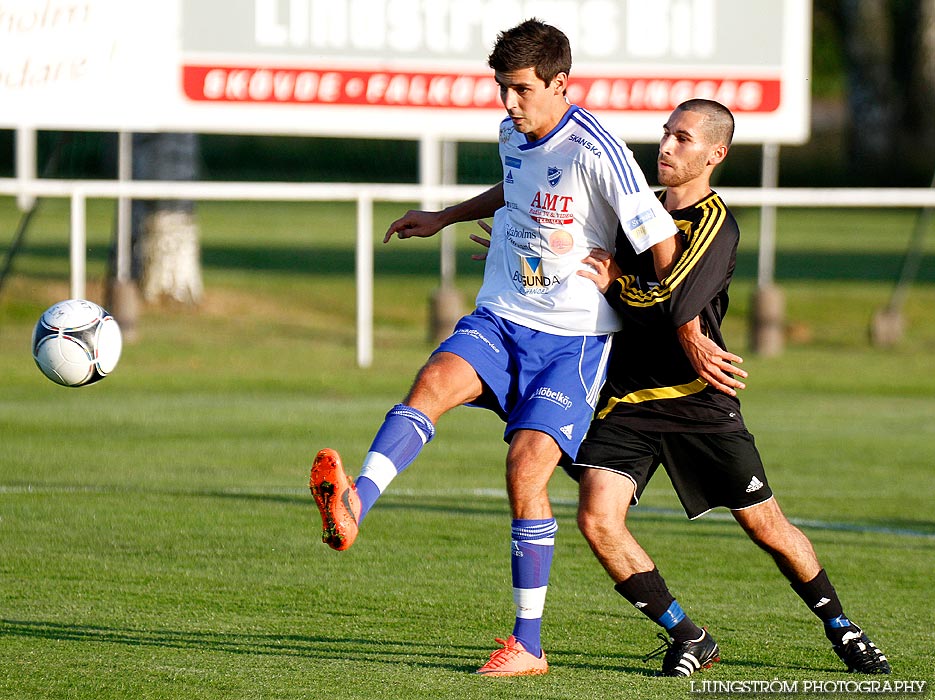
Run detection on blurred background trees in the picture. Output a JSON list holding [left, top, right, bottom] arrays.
[[832, 0, 935, 182], [2, 1, 932, 189]]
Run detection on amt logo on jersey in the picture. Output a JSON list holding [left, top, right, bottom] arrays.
[[529, 191, 574, 225]]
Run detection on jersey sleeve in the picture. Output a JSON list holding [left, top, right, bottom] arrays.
[[607, 197, 738, 329], [664, 217, 737, 328], [593, 141, 676, 255]]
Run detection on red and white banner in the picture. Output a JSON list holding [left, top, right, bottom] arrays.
[[182, 65, 782, 114], [0, 0, 811, 143]]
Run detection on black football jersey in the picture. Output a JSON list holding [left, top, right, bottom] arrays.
[[597, 190, 745, 432]]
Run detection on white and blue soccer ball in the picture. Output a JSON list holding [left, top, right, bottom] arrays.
[[31, 299, 122, 387]]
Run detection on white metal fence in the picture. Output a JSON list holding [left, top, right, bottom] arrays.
[[2, 178, 934, 367]]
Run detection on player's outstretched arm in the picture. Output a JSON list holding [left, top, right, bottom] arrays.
[[383, 209, 447, 242], [676, 317, 747, 397], [383, 182, 505, 244]]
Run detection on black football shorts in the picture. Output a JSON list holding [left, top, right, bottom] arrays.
[[569, 422, 773, 519]]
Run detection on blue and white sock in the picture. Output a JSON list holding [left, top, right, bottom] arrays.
[[510, 517, 557, 659], [355, 404, 435, 522]]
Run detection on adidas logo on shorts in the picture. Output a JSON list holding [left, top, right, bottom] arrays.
[[560, 424, 574, 440], [745, 476, 764, 493]]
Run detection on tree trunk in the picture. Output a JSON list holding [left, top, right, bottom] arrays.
[[839, 0, 899, 179], [131, 133, 203, 304], [910, 0, 935, 160], [140, 209, 204, 304]]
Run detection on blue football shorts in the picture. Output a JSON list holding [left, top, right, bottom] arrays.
[[433, 306, 612, 461]]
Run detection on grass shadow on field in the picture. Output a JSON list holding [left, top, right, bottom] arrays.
[[792, 516, 935, 539], [0, 619, 665, 675], [551, 645, 824, 675], [3, 242, 483, 279], [0, 619, 475, 671], [145, 491, 935, 542], [734, 250, 935, 282], [40, 486, 520, 521], [635, 506, 935, 541], [8, 243, 935, 282], [204, 489, 516, 519], [0, 619, 661, 675]]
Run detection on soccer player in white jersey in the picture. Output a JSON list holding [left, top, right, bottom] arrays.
[[309, 18, 680, 677]]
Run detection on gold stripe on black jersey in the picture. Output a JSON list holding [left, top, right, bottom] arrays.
[[596, 377, 709, 419], [666, 194, 727, 289], [615, 193, 727, 308]]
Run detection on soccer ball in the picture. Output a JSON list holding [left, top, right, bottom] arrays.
[[31, 299, 122, 387]]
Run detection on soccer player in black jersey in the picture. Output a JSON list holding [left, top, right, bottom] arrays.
[[571, 99, 891, 678]]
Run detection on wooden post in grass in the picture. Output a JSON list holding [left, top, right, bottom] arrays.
[[751, 143, 785, 357], [107, 131, 142, 343], [423, 137, 464, 344], [870, 168, 935, 346], [751, 284, 785, 358]]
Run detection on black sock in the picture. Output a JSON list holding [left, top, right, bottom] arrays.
[[615, 569, 703, 643], [790, 569, 853, 643]]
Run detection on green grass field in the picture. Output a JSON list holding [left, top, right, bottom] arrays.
[[1, 196, 933, 699]]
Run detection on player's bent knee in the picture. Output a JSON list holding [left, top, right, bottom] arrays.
[[407, 353, 483, 412], [577, 511, 602, 543], [741, 514, 802, 554], [576, 504, 624, 544]]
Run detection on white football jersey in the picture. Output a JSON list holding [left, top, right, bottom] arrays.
[[476, 105, 676, 336]]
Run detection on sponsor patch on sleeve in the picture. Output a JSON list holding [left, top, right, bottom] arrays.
[[627, 209, 657, 230]]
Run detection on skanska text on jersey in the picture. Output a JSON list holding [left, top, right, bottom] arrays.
[[568, 134, 602, 157]]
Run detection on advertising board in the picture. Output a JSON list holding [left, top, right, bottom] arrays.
[[0, 0, 810, 143]]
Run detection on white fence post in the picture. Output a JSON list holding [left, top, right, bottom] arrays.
[[116, 132, 133, 283], [15, 128, 36, 212], [3, 179, 934, 367], [356, 193, 374, 369], [757, 143, 781, 287], [70, 190, 86, 301]]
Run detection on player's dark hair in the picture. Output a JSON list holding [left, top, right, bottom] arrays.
[[677, 99, 735, 147], [487, 18, 571, 87]]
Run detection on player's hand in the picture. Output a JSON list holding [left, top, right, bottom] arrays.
[[383, 209, 445, 243], [676, 318, 747, 397], [470, 220, 491, 261], [577, 248, 621, 294]]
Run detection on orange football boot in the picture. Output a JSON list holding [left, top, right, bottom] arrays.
[[475, 636, 548, 677], [309, 448, 361, 551]]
